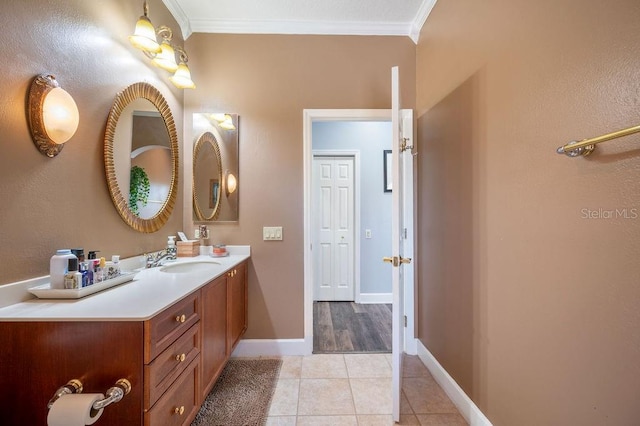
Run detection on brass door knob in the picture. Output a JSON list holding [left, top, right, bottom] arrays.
[[400, 257, 412, 264], [175, 314, 186, 323], [382, 256, 399, 267], [174, 406, 185, 415], [175, 353, 186, 362]]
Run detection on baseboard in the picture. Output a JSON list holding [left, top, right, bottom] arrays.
[[231, 338, 312, 357], [417, 341, 493, 426], [358, 293, 393, 304]]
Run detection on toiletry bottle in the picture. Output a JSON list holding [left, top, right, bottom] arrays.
[[95, 257, 106, 283], [50, 249, 77, 290], [64, 258, 82, 289], [71, 248, 85, 263], [109, 255, 121, 278], [167, 236, 177, 257], [79, 262, 91, 287]]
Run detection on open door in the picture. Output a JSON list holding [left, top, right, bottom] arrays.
[[385, 66, 411, 422]]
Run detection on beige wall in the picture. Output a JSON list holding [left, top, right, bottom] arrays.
[[0, 0, 184, 285], [184, 34, 416, 338], [416, 0, 640, 424]]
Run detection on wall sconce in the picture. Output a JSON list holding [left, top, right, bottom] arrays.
[[212, 113, 236, 130], [27, 74, 79, 158], [225, 171, 237, 196], [129, 1, 196, 89]]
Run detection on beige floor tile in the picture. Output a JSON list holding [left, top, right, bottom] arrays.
[[301, 354, 348, 378], [402, 355, 432, 378], [357, 414, 395, 425], [398, 414, 421, 425], [266, 416, 297, 425], [344, 354, 392, 378], [401, 390, 414, 414], [402, 377, 457, 414], [280, 356, 303, 378], [416, 413, 468, 425], [298, 378, 355, 415], [350, 378, 392, 415], [268, 379, 300, 416], [296, 415, 358, 425]]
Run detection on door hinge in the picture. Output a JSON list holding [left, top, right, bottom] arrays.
[[404, 315, 407, 327], [403, 228, 408, 239]]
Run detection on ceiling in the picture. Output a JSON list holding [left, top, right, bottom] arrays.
[[162, 0, 437, 43]]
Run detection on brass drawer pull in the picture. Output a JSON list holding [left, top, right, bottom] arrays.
[[174, 405, 185, 415], [175, 353, 186, 362], [175, 314, 186, 323]]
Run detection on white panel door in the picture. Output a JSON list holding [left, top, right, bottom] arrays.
[[388, 66, 410, 422], [313, 156, 355, 301]]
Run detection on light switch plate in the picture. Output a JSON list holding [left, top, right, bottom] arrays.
[[263, 226, 283, 241], [365, 229, 372, 239]]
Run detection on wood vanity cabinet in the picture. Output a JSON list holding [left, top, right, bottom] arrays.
[[227, 261, 248, 353], [0, 259, 249, 426], [200, 274, 228, 401], [200, 260, 249, 400]]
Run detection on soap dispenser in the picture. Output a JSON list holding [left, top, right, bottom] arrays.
[[167, 236, 177, 258]]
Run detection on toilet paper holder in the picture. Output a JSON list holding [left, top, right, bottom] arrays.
[[47, 378, 131, 410]]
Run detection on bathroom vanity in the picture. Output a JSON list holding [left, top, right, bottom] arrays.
[[0, 251, 249, 425]]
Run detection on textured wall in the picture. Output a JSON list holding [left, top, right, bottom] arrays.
[[184, 34, 416, 339], [0, 0, 184, 285], [416, 0, 640, 424]]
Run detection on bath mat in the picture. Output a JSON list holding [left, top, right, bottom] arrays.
[[191, 358, 282, 426]]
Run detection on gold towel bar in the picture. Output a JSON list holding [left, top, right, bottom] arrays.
[[556, 123, 640, 157]]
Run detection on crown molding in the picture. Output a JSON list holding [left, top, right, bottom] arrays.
[[162, 0, 193, 39], [189, 18, 413, 38], [410, 0, 438, 43]]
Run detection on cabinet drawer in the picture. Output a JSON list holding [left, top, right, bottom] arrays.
[[145, 358, 200, 426], [145, 322, 200, 409], [145, 291, 200, 363]]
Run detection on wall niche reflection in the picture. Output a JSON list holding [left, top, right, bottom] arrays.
[[193, 113, 239, 222]]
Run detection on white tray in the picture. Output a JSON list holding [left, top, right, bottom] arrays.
[[28, 272, 136, 299]]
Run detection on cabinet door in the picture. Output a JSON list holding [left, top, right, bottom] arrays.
[[200, 275, 228, 401], [227, 260, 248, 353], [0, 321, 144, 425]]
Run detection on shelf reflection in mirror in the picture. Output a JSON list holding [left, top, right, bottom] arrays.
[[193, 113, 239, 222]]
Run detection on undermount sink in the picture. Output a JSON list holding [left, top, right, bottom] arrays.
[[159, 261, 222, 273]]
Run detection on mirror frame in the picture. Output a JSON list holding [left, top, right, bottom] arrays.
[[104, 82, 179, 233], [193, 132, 223, 221]]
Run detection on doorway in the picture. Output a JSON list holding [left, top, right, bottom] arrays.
[[304, 110, 412, 356]]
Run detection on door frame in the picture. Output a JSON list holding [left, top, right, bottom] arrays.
[[312, 151, 361, 303], [303, 109, 416, 354]]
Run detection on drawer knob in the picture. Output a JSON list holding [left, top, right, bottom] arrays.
[[175, 314, 186, 323], [174, 406, 185, 415], [175, 353, 186, 362]]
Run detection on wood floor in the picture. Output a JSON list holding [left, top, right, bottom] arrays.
[[313, 301, 392, 353]]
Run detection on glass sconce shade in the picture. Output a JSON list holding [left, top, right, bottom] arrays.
[[27, 74, 79, 157], [42, 87, 79, 144], [129, 15, 161, 53], [152, 42, 179, 72], [226, 172, 237, 195], [169, 62, 196, 89]]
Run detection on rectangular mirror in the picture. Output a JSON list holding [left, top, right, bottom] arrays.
[[193, 113, 239, 222]]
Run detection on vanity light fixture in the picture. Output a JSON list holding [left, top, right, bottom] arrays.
[[219, 115, 236, 130], [27, 74, 79, 157], [129, 1, 195, 89], [225, 171, 237, 196]]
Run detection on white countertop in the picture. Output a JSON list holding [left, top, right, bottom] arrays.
[[0, 250, 250, 322]]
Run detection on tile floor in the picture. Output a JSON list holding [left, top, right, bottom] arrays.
[[266, 354, 468, 425]]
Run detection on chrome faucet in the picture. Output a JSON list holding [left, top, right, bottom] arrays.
[[146, 250, 176, 268]]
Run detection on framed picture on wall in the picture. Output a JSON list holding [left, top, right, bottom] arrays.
[[383, 150, 392, 192]]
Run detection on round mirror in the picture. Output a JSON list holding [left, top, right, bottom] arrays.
[[193, 132, 222, 221], [104, 82, 179, 233]]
